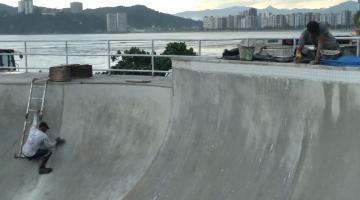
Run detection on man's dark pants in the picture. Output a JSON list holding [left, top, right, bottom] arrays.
[[26, 149, 52, 169]]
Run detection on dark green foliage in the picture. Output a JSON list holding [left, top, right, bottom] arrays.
[[0, 12, 105, 34], [111, 42, 196, 76], [111, 47, 152, 75], [354, 10, 360, 28], [154, 42, 196, 73], [0, 3, 17, 16]]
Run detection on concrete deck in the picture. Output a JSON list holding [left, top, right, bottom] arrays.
[[1, 59, 360, 200]]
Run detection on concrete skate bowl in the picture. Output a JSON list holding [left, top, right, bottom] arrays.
[[0, 81, 171, 200], [123, 61, 360, 200], [2, 59, 360, 200]]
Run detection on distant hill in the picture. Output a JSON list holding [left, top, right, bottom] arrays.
[[175, 6, 249, 20], [0, 3, 17, 16], [175, 0, 359, 20], [0, 4, 201, 34], [83, 5, 201, 29]]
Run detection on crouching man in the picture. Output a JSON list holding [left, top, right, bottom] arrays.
[[295, 21, 340, 64], [22, 111, 65, 174]]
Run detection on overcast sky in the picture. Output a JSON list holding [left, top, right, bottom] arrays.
[[1, 0, 355, 14]]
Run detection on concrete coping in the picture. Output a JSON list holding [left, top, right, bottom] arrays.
[[172, 57, 360, 84], [172, 57, 360, 72], [0, 73, 172, 88]]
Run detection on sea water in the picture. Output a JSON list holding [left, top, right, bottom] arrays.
[[0, 30, 352, 72]]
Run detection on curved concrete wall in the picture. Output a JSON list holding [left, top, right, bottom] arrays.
[[0, 82, 171, 200], [124, 61, 360, 200], [2, 59, 360, 200]]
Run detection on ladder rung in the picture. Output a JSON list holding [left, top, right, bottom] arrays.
[[14, 154, 26, 159], [32, 85, 46, 88], [28, 109, 38, 112], [31, 97, 43, 100]]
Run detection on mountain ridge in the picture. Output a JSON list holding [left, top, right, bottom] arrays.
[[175, 1, 359, 20], [0, 4, 201, 34]]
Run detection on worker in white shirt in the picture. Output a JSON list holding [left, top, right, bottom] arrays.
[[22, 111, 65, 174]]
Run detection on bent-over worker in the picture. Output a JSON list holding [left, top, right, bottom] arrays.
[[295, 21, 340, 64], [22, 111, 65, 174]]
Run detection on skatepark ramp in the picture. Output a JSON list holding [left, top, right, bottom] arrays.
[[1, 59, 360, 200]]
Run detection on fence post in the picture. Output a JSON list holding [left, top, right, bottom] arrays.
[[24, 41, 28, 73], [108, 40, 111, 75], [293, 38, 297, 51], [357, 38, 360, 56], [198, 40, 202, 56], [151, 40, 155, 76], [65, 41, 69, 65]]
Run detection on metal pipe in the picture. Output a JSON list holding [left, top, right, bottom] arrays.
[[357, 39, 360, 56], [17, 79, 34, 156], [0, 67, 169, 74], [0, 52, 217, 58], [293, 38, 297, 51], [0, 36, 359, 43], [151, 40, 155, 76], [107, 40, 111, 75], [65, 41, 69, 64], [3, 36, 360, 74], [198, 40, 202, 56], [40, 80, 48, 118], [24, 42, 28, 73]]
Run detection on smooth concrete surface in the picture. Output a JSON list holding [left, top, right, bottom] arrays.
[[0, 75, 172, 200], [2, 59, 360, 200]]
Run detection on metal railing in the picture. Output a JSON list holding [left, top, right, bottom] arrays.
[[0, 36, 360, 75]]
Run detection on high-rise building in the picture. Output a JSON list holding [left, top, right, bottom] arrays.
[[305, 12, 313, 25], [227, 15, 235, 29], [260, 12, 271, 28], [341, 10, 352, 27], [234, 15, 243, 29], [287, 14, 295, 27], [18, 1, 24, 13], [203, 16, 210, 30], [248, 8, 257, 16], [106, 13, 128, 33], [203, 16, 215, 30], [18, 0, 33, 15], [70, 2, 83, 14], [335, 13, 342, 26], [201, 9, 352, 30], [294, 13, 305, 28], [215, 17, 226, 30], [313, 13, 321, 22], [210, 16, 216, 29]]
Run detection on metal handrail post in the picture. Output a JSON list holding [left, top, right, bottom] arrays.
[[24, 42, 28, 73], [357, 39, 360, 56], [65, 41, 69, 64], [151, 40, 155, 76], [293, 38, 297, 51], [107, 40, 111, 75], [198, 40, 202, 56]]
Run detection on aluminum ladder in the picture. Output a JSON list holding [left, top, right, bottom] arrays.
[[15, 78, 49, 158]]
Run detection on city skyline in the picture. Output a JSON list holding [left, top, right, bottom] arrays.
[[203, 8, 353, 30], [0, 0, 356, 14]]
